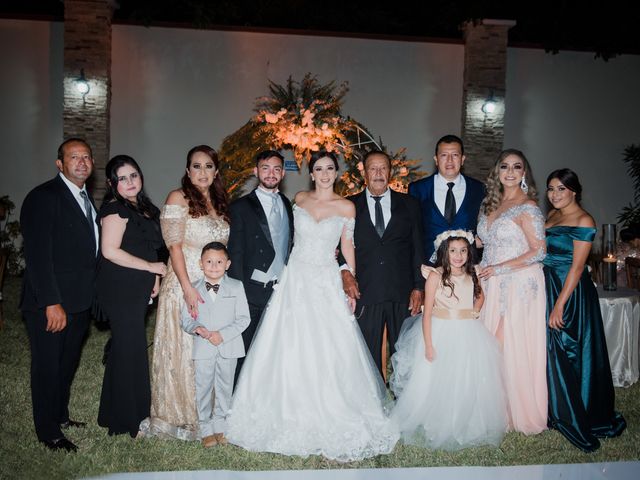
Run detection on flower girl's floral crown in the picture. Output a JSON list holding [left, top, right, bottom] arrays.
[[430, 229, 475, 263]]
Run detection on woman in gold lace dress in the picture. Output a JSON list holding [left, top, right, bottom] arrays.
[[140, 145, 230, 440]]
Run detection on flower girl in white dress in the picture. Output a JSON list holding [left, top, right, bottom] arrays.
[[390, 230, 508, 450]]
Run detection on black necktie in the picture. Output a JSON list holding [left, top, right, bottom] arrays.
[[372, 196, 385, 238], [444, 182, 456, 224], [205, 282, 220, 293]]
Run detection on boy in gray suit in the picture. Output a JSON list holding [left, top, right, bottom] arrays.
[[181, 242, 250, 447]]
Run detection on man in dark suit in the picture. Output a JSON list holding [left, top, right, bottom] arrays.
[[342, 150, 424, 374], [20, 138, 99, 452], [227, 150, 293, 383], [409, 134, 486, 264]]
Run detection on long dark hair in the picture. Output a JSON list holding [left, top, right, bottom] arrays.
[[308, 150, 339, 173], [434, 235, 481, 300], [181, 145, 229, 223], [546, 168, 583, 203], [104, 155, 159, 219]]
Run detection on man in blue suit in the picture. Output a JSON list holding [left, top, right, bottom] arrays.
[[409, 135, 486, 264]]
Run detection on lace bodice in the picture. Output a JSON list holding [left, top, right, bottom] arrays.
[[160, 204, 230, 278], [148, 204, 230, 440], [477, 203, 546, 270], [288, 206, 355, 267]]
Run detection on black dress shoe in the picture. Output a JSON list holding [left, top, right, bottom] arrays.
[[60, 419, 87, 429], [41, 437, 78, 452]]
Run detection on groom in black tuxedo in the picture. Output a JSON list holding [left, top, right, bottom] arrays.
[[227, 150, 293, 383], [20, 138, 99, 452], [342, 151, 424, 374]]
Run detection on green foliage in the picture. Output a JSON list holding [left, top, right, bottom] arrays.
[[0, 195, 24, 276], [255, 73, 349, 118], [218, 121, 272, 199], [218, 74, 354, 198], [617, 144, 640, 227], [336, 125, 427, 196], [218, 74, 424, 199]]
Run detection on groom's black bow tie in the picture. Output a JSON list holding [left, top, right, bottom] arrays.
[[205, 282, 220, 293]]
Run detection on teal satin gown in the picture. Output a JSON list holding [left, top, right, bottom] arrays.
[[543, 226, 626, 452]]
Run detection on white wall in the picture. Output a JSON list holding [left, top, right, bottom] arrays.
[[109, 25, 463, 202], [504, 47, 640, 227], [0, 19, 63, 220], [2, 18, 640, 232]]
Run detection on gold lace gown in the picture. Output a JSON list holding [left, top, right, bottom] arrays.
[[140, 204, 229, 440]]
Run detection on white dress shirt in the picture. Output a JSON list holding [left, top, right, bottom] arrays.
[[365, 187, 391, 228], [206, 282, 219, 303], [252, 186, 286, 283], [434, 173, 466, 216], [58, 172, 99, 252], [255, 186, 284, 219]]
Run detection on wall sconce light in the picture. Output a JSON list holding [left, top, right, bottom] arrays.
[[481, 90, 496, 114], [74, 69, 90, 97]]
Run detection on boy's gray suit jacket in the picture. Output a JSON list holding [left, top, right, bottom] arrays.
[[181, 275, 250, 359]]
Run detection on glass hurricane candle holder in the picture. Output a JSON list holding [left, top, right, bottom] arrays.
[[602, 224, 617, 291]]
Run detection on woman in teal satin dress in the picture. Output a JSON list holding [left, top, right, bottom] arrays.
[[544, 169, 626, 452]]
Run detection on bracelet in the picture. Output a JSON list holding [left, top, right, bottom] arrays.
[[493, 265, 512, 275]]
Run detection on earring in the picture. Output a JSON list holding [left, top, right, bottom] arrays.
[[311, 176, 315, 182], [520, 175, 529, 194]]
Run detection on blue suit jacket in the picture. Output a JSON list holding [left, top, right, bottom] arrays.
[[409, 174, 485, 264]]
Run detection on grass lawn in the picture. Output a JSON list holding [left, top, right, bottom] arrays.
[[1, 275, 638, 479]]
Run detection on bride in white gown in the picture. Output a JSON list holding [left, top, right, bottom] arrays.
[[226, 152, 398, 461]]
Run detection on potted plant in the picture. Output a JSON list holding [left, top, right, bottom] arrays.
[[0, 195, 10, 221], [0, 195, 24, 280]]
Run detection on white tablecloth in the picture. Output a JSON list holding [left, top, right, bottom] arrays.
[[598, 286, 640, 387]]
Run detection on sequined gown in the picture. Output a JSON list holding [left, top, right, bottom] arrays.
[[141, 204, 229, 440], [477, 203, 548, 434], [226, 206, 398, 461]]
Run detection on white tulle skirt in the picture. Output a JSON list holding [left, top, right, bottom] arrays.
[[390, 314, 508, 450], [226, 258, 398, 461]]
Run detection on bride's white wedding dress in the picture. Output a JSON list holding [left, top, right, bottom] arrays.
[[226, 206, 398, 461]]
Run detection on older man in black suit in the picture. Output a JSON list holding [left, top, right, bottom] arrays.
[[20, 138, 99, 452], [342, 150, 424, 375], [227, 150, 294, 383]]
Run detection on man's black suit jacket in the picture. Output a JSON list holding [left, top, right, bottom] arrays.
[[20, 175, 97, 314], [348, 189, 424, 306], [227, 189, 294, 307]]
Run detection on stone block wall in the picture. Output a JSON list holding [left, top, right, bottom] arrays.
[[461, 19, 515, 182], [63, 0, 114, 203]]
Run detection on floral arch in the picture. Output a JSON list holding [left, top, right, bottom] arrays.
[[217, 74, 426, 199]]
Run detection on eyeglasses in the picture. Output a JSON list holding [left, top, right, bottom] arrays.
[[117, 172, 140, 184]]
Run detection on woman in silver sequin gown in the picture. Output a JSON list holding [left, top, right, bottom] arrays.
[[476, 149, 548, 435]]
